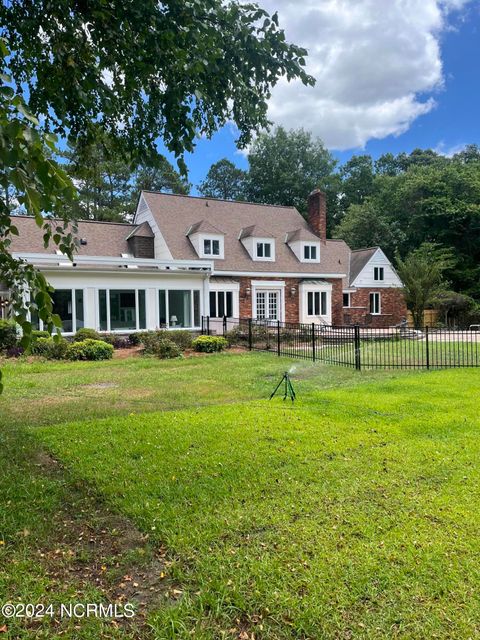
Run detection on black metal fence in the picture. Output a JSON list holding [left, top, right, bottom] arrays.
[[201, 316, 480, 370]]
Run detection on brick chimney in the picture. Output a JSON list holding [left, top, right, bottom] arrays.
[[308, 189, 327, 242]]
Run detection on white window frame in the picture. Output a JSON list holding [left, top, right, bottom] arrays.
[[96, 288, 147, 333], [252, 281, 285, 321], [343, 292, 351, 308], [302, 243, 320, 263], [200, 234, 224, 259], [256, 241, 273, 260], [306, 291, 327, 317], [209, 290, 235, 318], [31, 288, 84, 335], [157, 287, 202, 329], [370, 292, 381, 315], [374, 266, 385, 281]]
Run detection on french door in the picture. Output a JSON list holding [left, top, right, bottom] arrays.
[[256, 290, 279, 321]]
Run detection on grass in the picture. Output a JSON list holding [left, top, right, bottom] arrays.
[[1, 352, 480, 638]]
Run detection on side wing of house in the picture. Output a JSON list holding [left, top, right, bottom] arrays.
[[344, 248, 406, 327]]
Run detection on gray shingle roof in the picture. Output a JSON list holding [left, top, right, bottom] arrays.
[[10, 216, 134, 257], [140, 191, 350, 275], [349, 247, 379, 285]]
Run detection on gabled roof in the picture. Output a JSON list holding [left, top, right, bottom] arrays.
[[125, 221, 154, 240], [186, 219, 224, 236], [349, 247, 379, 285], [285, 228, 320, 243], [139, 191, 349, 275], [238, 224, 274, 240]]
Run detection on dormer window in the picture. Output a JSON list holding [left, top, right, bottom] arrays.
[[303, 244, 318, 261], [256, 242, 272, 259], [204, 238, 220, 256]]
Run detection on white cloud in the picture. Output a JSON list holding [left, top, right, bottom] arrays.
[[434, 140, 467, 156], [254, 0, 473, 149]]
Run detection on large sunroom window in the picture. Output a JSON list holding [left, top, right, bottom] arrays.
[[98, 289, 146, 331], [32, 289, 84, 333], [158, 289, 201, 328]]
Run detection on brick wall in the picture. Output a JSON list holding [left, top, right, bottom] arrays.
[[343, 288, 407, 328], [239, 276, 301, 322]]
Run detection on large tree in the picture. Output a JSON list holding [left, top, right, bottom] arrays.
[[65, 136, 190, 221], [395, 243, 454, 329], [198, 158, 247, 200], [245, 127, 338, 217], [0, 0, 314, 388]]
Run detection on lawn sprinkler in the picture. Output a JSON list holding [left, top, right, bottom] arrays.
[[269, 371, 296, 402]]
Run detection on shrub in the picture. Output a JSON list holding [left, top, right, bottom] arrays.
[[162, 330, 193, 350], [140, 332, 182, 359], [31, 337, 69, 359], [5, 345, 24, 358], [102, 333, 130, 349], [32, 330, 50, 341], [225, 325, 248, 347], [192, 335, 228, 353], [0, 320, 18, 351], [151, 337, 182, 359], [128, 332, 142, 346], [66, 339, 114, 361], [72, 327, 102, 342]]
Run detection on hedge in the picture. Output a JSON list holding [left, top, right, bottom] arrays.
[[0, 320, 18, 351], [192, 336, 228, 353], [66, 339, 114, 361]]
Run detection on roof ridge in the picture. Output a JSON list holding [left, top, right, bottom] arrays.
[[141, 190, 298, 210], [351, 246, 380, 253]]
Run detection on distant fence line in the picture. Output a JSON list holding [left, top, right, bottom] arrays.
[[201, 316, 480, 370]]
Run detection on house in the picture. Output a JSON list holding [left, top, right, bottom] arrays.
[[8, 190, 406, 333]]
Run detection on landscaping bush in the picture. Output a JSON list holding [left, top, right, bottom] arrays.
[[151, 337, 182, 359], [32, 330, 50, 341], [101, 333, 130, 349], [128, 332, 143, 346], [140, 332, 182, 358], [72, 327, 102, 342], [192, 335, 228, 353], [162, 330, 193, 350], [0, 320, 18, 351], [66, 339, 114, 361], [31, 337, 69, 359], [225, 325, 248, 347], [5, 345, 24, 358]]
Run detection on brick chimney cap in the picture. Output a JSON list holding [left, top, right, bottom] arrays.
[[308, 188, 326, 197]]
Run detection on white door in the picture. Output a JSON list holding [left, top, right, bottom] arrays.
[[256, 290, 279, 320]]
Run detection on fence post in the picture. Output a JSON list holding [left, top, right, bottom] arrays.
[[201, 316, 204, 334], [206, 316, 210, 336], [354, 324, 361, 371], [248, 318, 253, 351], [277, 320, 281, 356], [311, 322, 316, 362], [425, 325, 430, 370], [223, 315, 227, 336]]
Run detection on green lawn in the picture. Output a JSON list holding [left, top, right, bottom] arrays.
[[1, 353, 479, 638]]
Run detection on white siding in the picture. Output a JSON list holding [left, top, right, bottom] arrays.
[[42, 269, 208, 332], [351, 248, 402, 288], [134, 199, 173, 260]]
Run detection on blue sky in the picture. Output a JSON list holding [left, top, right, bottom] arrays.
[[165, 1, 480, 193]]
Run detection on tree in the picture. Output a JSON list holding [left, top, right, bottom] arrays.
[[339, 155, 375, 213], [246, 127, 337, 216], [333, 201, 403, 257], [65, 134, 132, 222], [0, 0, 313, 388], [395, 243, 454, 329], [198, 159, 247, 200], [65, 137, 190, 221]]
